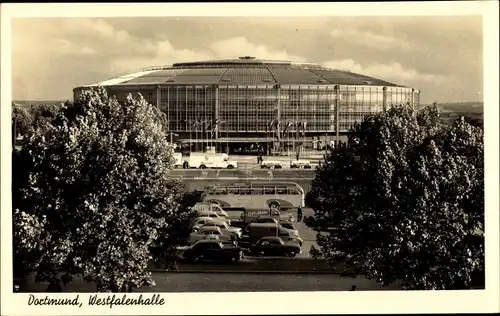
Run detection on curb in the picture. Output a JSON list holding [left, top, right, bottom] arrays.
[[177, 177, 315, 180], [148, 269, 345, 275]]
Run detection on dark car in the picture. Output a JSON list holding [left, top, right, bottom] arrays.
[[182, 240, 244, 263], [250, 236, 301, 257], [254, 217, 279, 224]]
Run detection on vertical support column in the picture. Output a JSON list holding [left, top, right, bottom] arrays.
[[296, 86, 300, 158], [156, 85, 161, 109], [276, 84, 281, 155], [166, 86, 170, 131], [411, 88, 415, 109], [334, 85, 340, 146], [176, 87, 179, 132], [383, 86, 388, 111], [215, 85, 219, 141]]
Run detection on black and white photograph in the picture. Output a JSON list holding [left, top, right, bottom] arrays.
[[1, 2, 499, 315]]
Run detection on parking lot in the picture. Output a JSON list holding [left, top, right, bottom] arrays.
[[224, 208, 316, 259]]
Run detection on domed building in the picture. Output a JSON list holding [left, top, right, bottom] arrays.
[[74, 56, 420, 155]]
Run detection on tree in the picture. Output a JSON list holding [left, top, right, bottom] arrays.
[[13, 87, 192, 292], [306, 103, 484, 290], [150, 189, 200, 271], [12, 102, 62, 146], [12, 103, 33, 144], [31, 103, 61, 126]]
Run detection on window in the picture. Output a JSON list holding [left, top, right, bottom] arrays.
[[251, 188, 263, 195], [264, 188, 275, 195], [271, 239, 283, 245], [204, 242, 216, 249], [281, 223, 294, 229], [260, 240, 270, 246], [193, 243, 208, 251]]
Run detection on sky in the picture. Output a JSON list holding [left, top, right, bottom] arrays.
[[11, 16, 483, 104]]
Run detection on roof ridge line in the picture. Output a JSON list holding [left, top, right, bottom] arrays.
[[308, 69, 335, 85], [217, 67, 231, 85], [263, 65, 279, 85]]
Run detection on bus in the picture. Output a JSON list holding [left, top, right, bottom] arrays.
[[201, 182, 305, 211]]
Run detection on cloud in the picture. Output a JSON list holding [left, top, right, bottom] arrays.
[[209, 37, 305, 62], [50, 39, 98, 56], [330, 28, 413, 51], [110, 34, 307, 74], [323, 59, 449, 86], [10, 17, 482, 103]]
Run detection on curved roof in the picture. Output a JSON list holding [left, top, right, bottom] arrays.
[[82, 56, 406, 88]]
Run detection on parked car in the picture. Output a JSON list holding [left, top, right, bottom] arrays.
[[192, 217, 227, 231], [254, 216, 279, 224], [189, 226, 232, 244], [193, 203, 231, 220], [250, 236, 302, 257], [239, 208, 284, 224], [290, 160, 312, 169], [182, 240, 244, 263], [197, 210, 231, 225], [260, 160, 283, 169], [191, 216, 216, 229], [245, 222, 303, 246], [197, 220, 242, 238], [278, 220, 300, 238]]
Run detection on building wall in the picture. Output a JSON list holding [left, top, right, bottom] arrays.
[[73, 84, 419, 135]]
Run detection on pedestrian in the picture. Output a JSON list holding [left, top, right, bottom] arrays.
[[296, 152, 300, 161], [297, 206, 303, 222]]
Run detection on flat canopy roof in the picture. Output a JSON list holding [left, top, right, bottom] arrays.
[[180, 137, 315, 143]]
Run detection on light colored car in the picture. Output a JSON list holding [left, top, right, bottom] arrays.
[[192, 216, 217, 229], [278, 220, 300, 238], [198, 220, 242, 238], [260, 160, 283, 169], [189, 227, 232, 244], [192, 217, 227, 231], [290, 160, 312, 169], [193, 202, 231, 223], [196, 210, 231, 225]]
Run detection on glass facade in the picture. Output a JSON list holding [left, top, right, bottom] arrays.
[[74, 84, 418, 136], [74, 58, 421, 153], [218, 86, 277, 132], [157, 85, 215, 132]]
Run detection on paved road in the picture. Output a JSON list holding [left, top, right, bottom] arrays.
[[20, 273, 401, 292], [180, 179, 314, 195], [169, 168, 316, 178]]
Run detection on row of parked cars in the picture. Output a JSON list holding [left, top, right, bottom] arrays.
[[180, 203, 304, 263], [260, 159, 314, 169]]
